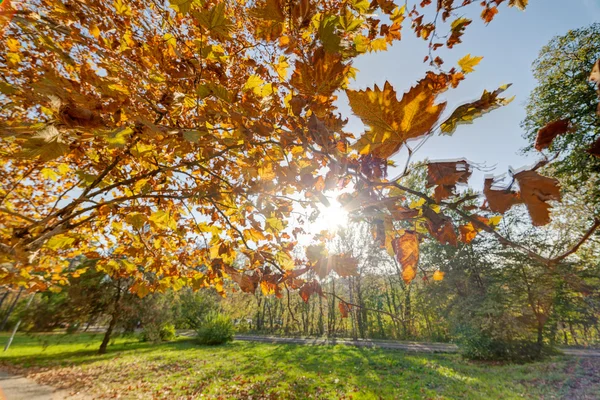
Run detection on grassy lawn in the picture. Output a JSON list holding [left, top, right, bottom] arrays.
[[0, 333, 597, 399]]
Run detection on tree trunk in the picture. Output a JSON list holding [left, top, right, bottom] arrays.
[[99, 312, 118, 354], [98, 282, 122, 354], [0, 288, 23, 331]]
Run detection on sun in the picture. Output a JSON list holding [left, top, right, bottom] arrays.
[[307, 192, 349, 234]]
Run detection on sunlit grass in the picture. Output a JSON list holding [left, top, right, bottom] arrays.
[[0, 333, 591, 399]]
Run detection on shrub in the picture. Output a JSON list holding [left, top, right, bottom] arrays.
[[141, 322, 176, 342], [159, 323, 176, 341], [196, 313, 234, 345], [455, 326, 551, 363]]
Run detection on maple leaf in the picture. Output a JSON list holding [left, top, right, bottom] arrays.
[[481, 6, 498, 24], [457, 54, 483, 74], [348, 80, 446, 159], [514, 170, 561, 226], [534, 119, 570, 151], [440, 84, 514, 135], [392, 231, 419, 284], [447, 18, 472, 48], [299, 280, 324, 303], [508, 0, 529, 10], [193, 2, 232, 39], [290, 48, 350, 98], [483, 177, 522, 214], [426, 160, 471, 202], [458, 223, 478, 244], [338, 301, 351, 318], [422, 207, 457, 246]]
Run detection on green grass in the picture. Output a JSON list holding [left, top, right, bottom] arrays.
[[0, 332, 595, 399]]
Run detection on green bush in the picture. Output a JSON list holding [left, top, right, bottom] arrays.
[[141, 322, 176, 342], [455, 326, 550, 363], [196, 313, 234, 345], [159, 323, 176, 341]]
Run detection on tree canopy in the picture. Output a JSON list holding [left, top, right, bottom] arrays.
[[521, 22, 600, 210], [1, 0, 598, 307]]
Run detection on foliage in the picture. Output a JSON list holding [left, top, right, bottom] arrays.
[[141, 322, 176, 342], [2, 333, 600, 399], [196, 312, 234, 345], [0, 0, 572, 303], [455, 325, 551, 363], [521, 23, 600, 210]]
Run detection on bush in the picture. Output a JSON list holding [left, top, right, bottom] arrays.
[[141, 322, 176, 342], [159, 323, 176, 341], [196, 313, 234, 345], [456, 326, 551, 363]]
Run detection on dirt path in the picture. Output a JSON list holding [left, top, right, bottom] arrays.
[[233, 334, 600, 357], [0, 371, 88, 400]]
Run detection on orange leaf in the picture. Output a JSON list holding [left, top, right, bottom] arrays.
[[426, 160, 471, 202], [299, 280, 324, 303], [483, 178, 522, 214], [459, 223, 478, 243], [514, 170, 561, 226], [432, 270, 445, 281], [392, 231, 419, 284], [338, 301, 350, 318], [534, 119, 570, 151], [349, 80, 446, 159]]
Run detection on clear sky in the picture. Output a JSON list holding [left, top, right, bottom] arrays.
[[337, 0, 599, 188]]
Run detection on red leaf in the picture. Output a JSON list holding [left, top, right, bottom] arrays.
[[534, 119, 570, 151], [299, 280, 324, 303]]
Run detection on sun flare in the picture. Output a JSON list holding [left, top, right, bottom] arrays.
[[307, 194, 349, 235]]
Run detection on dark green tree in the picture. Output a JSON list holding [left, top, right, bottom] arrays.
[[521, 23, 600, 210]]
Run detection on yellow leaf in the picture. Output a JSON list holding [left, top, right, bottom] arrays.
[[243, 75, 264, 93], [440, 84, 513, 135], [370, 38, 388, 52], [40, 168, 59, 181], [46, 235, 76, 251], [433, 270, 445, 281], [458, 54, 483, 74], [7, 38, 20, 52], [348, 80, 446, 159], [114, 0, 132, 16], [266, 217, 284, 233], [90, 25, 100, 38]]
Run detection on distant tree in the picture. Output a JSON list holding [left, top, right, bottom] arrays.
[[521, 23, 600, 210]]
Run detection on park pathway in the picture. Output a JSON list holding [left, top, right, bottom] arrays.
[[233, 334, 600, 357], [0, 371, 89, 400]]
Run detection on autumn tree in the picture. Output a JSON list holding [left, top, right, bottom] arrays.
[[1, 0, 599, 338]]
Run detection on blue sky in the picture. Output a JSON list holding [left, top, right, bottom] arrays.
[[338, 0, 599, 188]]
